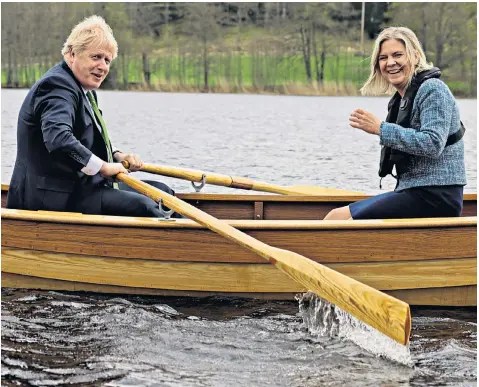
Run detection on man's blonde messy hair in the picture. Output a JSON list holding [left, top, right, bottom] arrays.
[[61, 15, 118, 59], [360, 26, 433, 96]]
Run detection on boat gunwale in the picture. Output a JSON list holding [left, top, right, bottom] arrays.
[[1, 184, 477, 202], [1, 208, 477, 230], [178, 192, 478, 202]]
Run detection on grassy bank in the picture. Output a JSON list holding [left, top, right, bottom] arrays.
[[2, 52, 474, 97], [121, 80, 363, 97]]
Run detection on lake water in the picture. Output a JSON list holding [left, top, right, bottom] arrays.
[[1, 89, 477, 386], [1, 89, 477, 192]]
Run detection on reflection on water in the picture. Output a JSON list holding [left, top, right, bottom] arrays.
[[1, 90, 477, 386]]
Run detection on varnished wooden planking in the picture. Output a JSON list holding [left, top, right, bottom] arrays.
[[2, 248, 476, 292], [2, 220, 248, 262], [263, 201, 351, 220], [2, 208, 476, 229], [2, 273, 475, 306], [2, 186, 477, 219], [117, 173, 412, 345], [388, 286, 477, 307], [3, 184, 477, 201], [461, 201, 477, 217], [254, 201, 264, 220], [182, 199, 354, 220], [187, 200, 255, 220], [2, 219, 476, 263], [182, 198, 478, 220], [179, 192, 478, 202]]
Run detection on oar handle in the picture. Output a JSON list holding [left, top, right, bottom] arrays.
[[121, 161, 255, 190], [122, 161, 365, 196]]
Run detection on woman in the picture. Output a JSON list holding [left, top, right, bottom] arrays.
[[325, 26, 466, 220]]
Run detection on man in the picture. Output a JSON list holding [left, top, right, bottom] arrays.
[[7, 15, 175, 217]]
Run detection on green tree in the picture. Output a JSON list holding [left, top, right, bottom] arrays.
[[386, 2, 476, 95]]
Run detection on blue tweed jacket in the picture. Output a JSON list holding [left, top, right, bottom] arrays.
[[379, 78, 467, 191]]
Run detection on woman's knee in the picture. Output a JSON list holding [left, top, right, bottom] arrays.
[[324, 206, 352, 220]]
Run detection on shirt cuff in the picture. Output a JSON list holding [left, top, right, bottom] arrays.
[[81, 154, 104, 175]]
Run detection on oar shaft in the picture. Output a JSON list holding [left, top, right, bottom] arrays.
[[138, 163, 257, 190], [125, 162, 355, 195], [117, 172, 265, 250], [116, 173, 411, 345]]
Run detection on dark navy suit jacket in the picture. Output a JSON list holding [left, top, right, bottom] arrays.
[[6, 61, 112, 212]]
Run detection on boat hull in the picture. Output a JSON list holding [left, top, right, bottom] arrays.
[[2, 273, 476, 306], [2, 206, 477, 306]]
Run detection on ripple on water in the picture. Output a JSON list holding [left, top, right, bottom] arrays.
[[296, 292, 414, 366], [1, 287, 477, 386]]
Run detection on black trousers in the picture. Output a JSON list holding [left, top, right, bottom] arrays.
[[70, 179, 182, 218]]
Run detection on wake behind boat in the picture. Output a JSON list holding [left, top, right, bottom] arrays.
[[1, 184, 476, 306]]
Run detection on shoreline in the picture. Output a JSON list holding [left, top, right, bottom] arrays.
[[2, 84, 475, 99]]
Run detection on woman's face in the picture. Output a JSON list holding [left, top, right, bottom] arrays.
[[378, 39, 412, 94]]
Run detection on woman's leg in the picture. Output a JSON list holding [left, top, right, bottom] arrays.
[[347, 189, 434, 220], [324, 186, 463, 221], [324, 191, 406, 220], [323, 205, 352, 220]]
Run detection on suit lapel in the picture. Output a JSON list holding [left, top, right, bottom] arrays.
[[60, 61, 102, 133], [83, 94, 96, 123], [83, 93, 103, 133]]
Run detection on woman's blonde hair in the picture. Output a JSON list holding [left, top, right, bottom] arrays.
[[360, 26, 433, 96], [61, 15, 118, 59]]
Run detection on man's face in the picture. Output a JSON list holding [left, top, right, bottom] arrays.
[[68, 46, 112, 90]]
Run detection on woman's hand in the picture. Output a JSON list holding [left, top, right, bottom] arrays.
[[349, 108, 382, 135]]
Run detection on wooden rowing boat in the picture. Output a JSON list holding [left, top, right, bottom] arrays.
[[1, 184, 477, 306]]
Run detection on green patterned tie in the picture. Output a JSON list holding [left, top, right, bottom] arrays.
[[86, 91, 119, 189]]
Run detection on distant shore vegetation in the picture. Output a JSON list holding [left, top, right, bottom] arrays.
[[1, 2, 476, 97]]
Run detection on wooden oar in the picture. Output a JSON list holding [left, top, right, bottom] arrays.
[[122, 162, 364, 196], [115, 172, 411, 345]]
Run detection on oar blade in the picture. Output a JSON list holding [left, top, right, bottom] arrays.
[[268, 247, 411, 345]]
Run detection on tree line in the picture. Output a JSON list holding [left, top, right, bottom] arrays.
[[1, 2, 476, 97]]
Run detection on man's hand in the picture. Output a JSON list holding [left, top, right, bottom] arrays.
[[349, 108, 382, 135], [99, 162, 129, 177], [113, 152, 143, 171]]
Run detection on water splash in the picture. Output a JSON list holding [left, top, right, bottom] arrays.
[[296, 291, 414, 366]]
